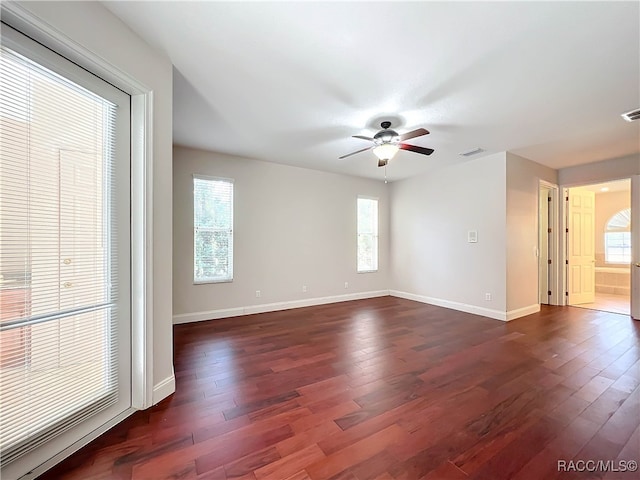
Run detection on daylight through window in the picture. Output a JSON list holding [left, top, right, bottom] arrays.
[[357, 197, 379, 272], [605, 208, 631, 264], [194, 176, 234, 283]]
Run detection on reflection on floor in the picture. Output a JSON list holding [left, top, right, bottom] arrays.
[[573, 292, 630, 315]]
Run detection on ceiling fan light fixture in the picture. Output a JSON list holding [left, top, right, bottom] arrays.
[[373, 143, 399, 160]]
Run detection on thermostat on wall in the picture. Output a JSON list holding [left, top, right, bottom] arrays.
[[468, 230, 478, 243]]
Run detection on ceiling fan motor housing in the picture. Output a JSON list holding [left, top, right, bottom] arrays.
[[373, 126, 399, 145]]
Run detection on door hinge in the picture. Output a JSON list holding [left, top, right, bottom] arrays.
[[548, 197, 552, 202], [566, 228, 569, 233], [548, 259, 552, 264], [565, 292, 569, 296], [566, 196, 569, 201], [566, 260, 569, 265], [548, 228, 552, 233], [548, 290, 552, 296]]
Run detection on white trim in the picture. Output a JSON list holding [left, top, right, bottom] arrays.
[[389, 290, 508, 321], [561, 188, 569, 306], [152, 375, 176, 405], [1, 3, 150, 95], [131, 92, 154, 410], [357, 196, 379, 273], [1, 1, 156, 410], [193, 173, 235, 184], [538, 180, 561, 306], [505, 304, 541, 321], [15, 408, 136, 480], [631, 175, 639, 321], [193, 175, 234, 285], [389, 291, 541, 322], [172, 290, 390, 324]]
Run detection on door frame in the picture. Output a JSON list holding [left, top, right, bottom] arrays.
[[538, 180, 561, 305], [631, 175, 639, 320], [1, 2, 154, 408], [1, 4, 157, 479], [560, 177, 636, 313]]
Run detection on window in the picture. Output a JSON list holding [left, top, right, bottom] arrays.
[[357, 197, 379, 272], [194, 176, 233, 283], [605, 208, 631, 264], [0, 26, 130, 467]]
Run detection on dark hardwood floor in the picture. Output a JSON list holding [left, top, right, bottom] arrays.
[[38, 297, 640, 479]]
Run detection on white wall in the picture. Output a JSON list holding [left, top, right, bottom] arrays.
[[9, 1, 174, 398], [506, 153, 558, 312], [559, 153, 640, 186], [173, 146, 389, 321], [389, 152, 508, 318]]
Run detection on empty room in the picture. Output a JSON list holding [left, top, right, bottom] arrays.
[[1, 2, 639, 480]]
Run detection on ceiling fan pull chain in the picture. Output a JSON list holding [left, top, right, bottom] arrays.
[[384, 165, 388, 184]]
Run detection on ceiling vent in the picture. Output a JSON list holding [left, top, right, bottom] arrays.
[[621, 108, 640, 122], [459, 147, 484, 157]]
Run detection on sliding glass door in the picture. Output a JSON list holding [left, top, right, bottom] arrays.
[[0, 25, 131, 474]]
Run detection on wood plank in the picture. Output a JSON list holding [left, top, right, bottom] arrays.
[[34, 299, 640, 480]]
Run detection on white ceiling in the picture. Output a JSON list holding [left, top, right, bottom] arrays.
[[579, 179, 631, 194], [104, 1, 640, 182]]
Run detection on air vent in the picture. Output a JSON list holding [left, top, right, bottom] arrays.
[[621, 108, 640, 122], [459, 147, 484, 157]]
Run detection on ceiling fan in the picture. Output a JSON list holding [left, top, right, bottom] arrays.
[[339, 121, 434, 167]]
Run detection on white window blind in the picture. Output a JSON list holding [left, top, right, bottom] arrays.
[[0, 33, 128, 467], [357, 197, 379, 272], [194, 176, 234, 283]]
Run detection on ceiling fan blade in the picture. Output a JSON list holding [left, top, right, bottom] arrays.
[[399, 143, 435, 156], [378, 159, 388, 167], [398, 128, 430, 142], [352, 135, 375, 142], [339, 146, 373, 159]]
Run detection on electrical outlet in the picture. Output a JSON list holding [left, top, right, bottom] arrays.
[[302, 285, 307, 293], [255, 290, 261, 298], [485, 293, 491, 301], [344, 282, 349, 289]]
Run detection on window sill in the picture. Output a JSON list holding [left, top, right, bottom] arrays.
[[357, 270, 378, 274], [194, 279, 233, 285]]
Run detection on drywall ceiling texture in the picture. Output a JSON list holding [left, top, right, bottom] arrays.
[[390, 152, 508, 317], [12, 1, 175, 398], [173, 146, 390, 321], [104, 1, 640, 182]]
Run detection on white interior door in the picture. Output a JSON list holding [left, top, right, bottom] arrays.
[[568, 187, 596, 305], [539, 186, 550, 304], [632, 175, 640, 320]]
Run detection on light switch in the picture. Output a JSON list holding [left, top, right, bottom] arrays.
[[468, 230, 478, 243]]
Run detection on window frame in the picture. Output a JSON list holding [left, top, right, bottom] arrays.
[[193, 174, 234, 284], [0, 23, 132, 473], [356, 195, 379, 273], [604, 208, 632, 265], [604, 231, 632, 265]]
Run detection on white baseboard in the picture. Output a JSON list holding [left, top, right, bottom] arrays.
[[389, 290, 541, 322], [152, 374, 176, 404], [506, 303, 540, 321], [390, 290, 508, 320], [172, 290, 390, 324]]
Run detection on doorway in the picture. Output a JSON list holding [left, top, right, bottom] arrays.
[[565, 179, 631, 315], [538, 182, 559, 305]]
